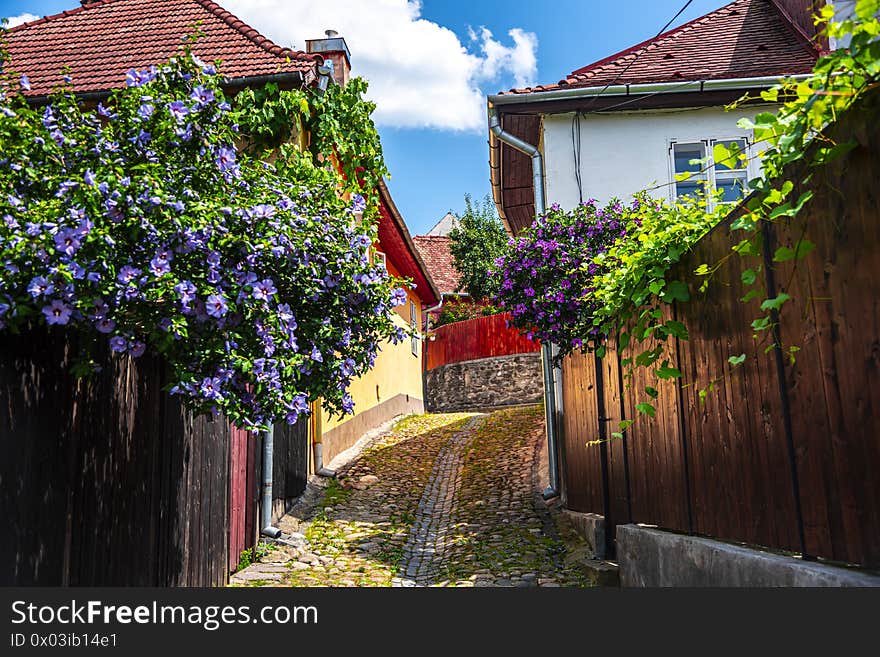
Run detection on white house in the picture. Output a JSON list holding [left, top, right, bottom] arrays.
[[488, 0, 823, 234], [486, 0, 823, 499]]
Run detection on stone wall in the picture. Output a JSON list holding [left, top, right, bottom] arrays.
[[425, 352, 543, 413]]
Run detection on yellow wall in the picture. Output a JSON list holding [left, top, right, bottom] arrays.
[[321, 254, 424, 435]]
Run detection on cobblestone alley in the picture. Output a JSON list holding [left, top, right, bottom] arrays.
[[231, 406, 591, 588]]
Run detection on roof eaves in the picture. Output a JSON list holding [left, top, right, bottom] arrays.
[[378, 180, 442, 304]]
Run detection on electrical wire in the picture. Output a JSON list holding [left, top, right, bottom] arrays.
[[569, 0, 696, 202]]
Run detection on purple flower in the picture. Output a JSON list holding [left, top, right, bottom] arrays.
[[95, 317, 116, 334], [109, 336, 128, 353], [206, 293, 228, 318], [130, 341, 146, 358], [138, 102, 155, 120], [199, 377, 223, 401], [150, 248, 173, 276], [167, 100, 189, 122], [117, 265, 141, 284], [390, 287, 407, 307], [191, 86, 215, 107], [54, 229, 82, 256], [19, 74, 31, 91], [28, 276, 54, 298], [351, 194, 366, 213], [310, 346, 323, 362], [339, 358, 357, 377], [174, 280, 197, 304], [252, 279, 277, 301], [42, 300, 72, 326], [214, 146, 236, 172]]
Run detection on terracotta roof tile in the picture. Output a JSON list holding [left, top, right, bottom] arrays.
[[2, 0, 322, 96], [500, 0, 819, 96], [412, 236, 464, 296]]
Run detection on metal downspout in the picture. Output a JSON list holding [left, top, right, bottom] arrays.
[[260, 425, 282, 538], [488, 107, 559, 499]]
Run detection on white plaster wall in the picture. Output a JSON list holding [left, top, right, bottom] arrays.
[[542, 104, 779, 210]]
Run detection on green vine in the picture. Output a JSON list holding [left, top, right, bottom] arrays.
[[232, 77, 388, 211]]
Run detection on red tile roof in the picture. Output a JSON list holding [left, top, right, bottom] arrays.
[[412, 236, 464, 296], [2, 0, 322, 97], [499, 0, 819, 96]]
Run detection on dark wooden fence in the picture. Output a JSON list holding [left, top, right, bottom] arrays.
[[559, 90, 880, 568], [1, 328, 310, 586], [426, 312, 540, 371]]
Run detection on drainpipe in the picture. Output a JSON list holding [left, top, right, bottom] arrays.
[[423, 292, 472, 333], [488, 106, 559, 500], [260, 425, 282, 538]]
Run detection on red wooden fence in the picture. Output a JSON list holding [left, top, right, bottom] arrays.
[[425, 312, 540, 371]]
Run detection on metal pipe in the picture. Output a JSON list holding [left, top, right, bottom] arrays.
[[488, 106, 558, 499], [487, 74, 813, 107], [260, 425, 282, 538]]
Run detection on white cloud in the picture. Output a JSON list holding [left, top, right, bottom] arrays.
[[223, 0, 537, 132], [3, 13, 40, 29]]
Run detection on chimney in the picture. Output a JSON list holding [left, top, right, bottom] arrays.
[[306, 29, 351, 87]]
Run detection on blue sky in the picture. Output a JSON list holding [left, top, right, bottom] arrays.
[[1, 0, 731, 234]]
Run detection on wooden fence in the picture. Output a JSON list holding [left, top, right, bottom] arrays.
[[425, 312, 540, 371], [559, 90, 880, 568], [0, 328, 310, 586]]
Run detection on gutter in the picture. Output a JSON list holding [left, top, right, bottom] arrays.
[[487, 74, 813, 107], [488, 107, 559, 500]]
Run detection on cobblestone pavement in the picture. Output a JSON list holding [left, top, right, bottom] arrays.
[[231, 406, 589, 588]]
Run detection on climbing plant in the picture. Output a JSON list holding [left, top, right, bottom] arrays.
[[493, 2, 880, 421], [0, 49, 407, 430]]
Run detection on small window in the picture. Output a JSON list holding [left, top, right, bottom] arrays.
[[672, 142, 708, 201], [711, 138, 748, 205], [373, 250, 387, 272], [410, 300, 418, 357], [670, 138, 750, 208]]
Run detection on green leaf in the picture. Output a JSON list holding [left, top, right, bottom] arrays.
[[728, 353, 747, 366], [741, 289, 762, 303], [656, 364, 682, 380], [773, 240, 815, 262], [741, 268, 757, 286], [751, 316, 773, 332], [596, 345, 607, 359], [635, 402, 656, 417], [761, 293, 791, 312], [661, 280, 690, 303], [645, 386, 659, 399], [619, 420, 634, 431]]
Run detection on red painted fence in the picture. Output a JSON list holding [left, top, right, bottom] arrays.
[[426, 312, 540, 371]]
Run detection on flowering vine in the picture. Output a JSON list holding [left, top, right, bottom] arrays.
[[0, 52, 407, 430]]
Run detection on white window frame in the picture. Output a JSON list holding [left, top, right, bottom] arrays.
[[669, 136, 752, 210], [410, 300, 419, 357], [372, 249, 387, 272]]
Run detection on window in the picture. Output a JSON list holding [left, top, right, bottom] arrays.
[[410, 300, 419, 357], [372, 250, 387, 272], [671, 138, 749, 208]]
